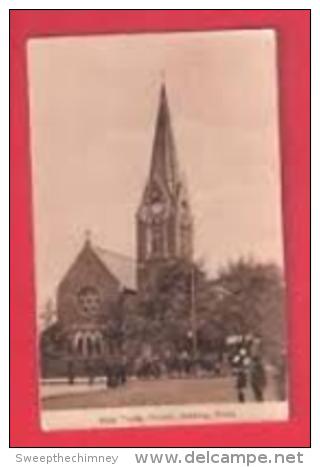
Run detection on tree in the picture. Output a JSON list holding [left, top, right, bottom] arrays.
[[39, 299, 57, 331], [132, 259, 216, 356], [212, 258, 286, 365], [40, 322, 66, 359], [103, 257, 286, 369], [39, 299, 67, 359]]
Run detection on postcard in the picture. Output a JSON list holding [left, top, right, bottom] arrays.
[[27, 29, 288, 431]]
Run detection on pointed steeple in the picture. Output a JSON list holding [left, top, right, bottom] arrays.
[[136, 82, 194, 295], [83, 229, 93, 249], [149, 83, 179, 193]]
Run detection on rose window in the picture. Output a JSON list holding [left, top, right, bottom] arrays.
[[78, 286, 101, 315]]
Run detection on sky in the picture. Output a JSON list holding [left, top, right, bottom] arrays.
[[27, 29, 284, 309]]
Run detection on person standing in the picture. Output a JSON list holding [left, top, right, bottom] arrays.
[[235, 367, 247, 402], [250, 355, 267, 402], [67, 359, 75, 385], [273, 352, 287, 401], [232, 342, 249, 402], [114, 353, 127, 386], [85, 360, 95, 386]]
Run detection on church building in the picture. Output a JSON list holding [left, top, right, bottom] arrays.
[[41, 84, 193, 376]]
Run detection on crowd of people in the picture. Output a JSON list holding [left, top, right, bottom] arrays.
[[66, 350, 222, 386], [132, 350, 222, 380], [68, 354, 284, 403], [65, 341, 286, 402]]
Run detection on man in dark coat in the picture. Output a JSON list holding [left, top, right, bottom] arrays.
[[67, 359, 75, 385], [235, 368, 247, 403], [250, 355, 267, 402], [115, 354, 127, 386], [105, 355, 117, 388], [105, 352, 126, 388], [231, 344, 249, 402], [274, 352, 287, 401]]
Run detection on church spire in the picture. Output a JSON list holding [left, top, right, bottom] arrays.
[[136, 82, 193, 295], [149, 83, 179, 193]]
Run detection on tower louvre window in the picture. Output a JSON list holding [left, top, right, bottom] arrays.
[[151, 224, 164, 257], [145, 225, 152, 259]]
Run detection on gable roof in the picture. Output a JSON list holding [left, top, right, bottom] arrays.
[[92, 245, 136, 291]]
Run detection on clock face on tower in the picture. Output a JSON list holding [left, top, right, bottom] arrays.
[[151, 200, 165, 215], [149, 184, 167, 219], [139, 183, 169, 223]]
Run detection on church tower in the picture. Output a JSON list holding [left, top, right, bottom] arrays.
[[136, 84, 193, 295]]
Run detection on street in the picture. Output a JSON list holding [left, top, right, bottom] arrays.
[[41, 375, 278, 411]]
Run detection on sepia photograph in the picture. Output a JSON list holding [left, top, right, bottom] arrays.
[[27, 29, 288, 431]]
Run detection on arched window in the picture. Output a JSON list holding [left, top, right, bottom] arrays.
[[151, 224, 163, 257], [77, 336, 84, 355], [73, 332, 86, 357], [87, 336, 93, 357], [94, 332, 104, 356], [95, 338, 102, 356], [73, 331, 104, 358], [67, 338, 73, 355]]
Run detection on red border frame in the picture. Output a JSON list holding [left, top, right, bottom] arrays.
[[10, 10, 310, 447]]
